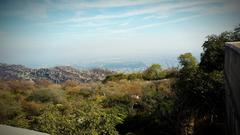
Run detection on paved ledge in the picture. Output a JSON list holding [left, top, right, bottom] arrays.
[[226, 42, 240, 54], [0, 125, 49, 135], [226, 41, 240, 47]]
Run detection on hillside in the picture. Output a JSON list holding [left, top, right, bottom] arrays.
[[0, 63, 114, 83]]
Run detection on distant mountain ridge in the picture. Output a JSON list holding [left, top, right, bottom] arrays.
[[0, 63, 114, 83]]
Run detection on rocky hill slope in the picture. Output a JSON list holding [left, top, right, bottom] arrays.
[[0, 63, 114, 83]]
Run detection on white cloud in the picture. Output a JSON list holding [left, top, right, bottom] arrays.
[[110, 14, 202, 34], [62, 1, 201, 21], [49, 0, 163, 9], [48, 0, 227, 26], [41, 0, 226, 34], [35, 0, 239, 36], [2, 0, 239, 22]]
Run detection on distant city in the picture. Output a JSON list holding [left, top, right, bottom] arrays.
[[3, 55, 194, 72]]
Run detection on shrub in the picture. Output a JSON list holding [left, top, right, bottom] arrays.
[[35, 79, 53, 88], [103, 73, 128, 83], [0, 91, 23, 121], [22, 101, 45, 115], [7, 80, 35, 94], [34, 102, 127, 135], [5, 114, 30, 129], [78, 88, 95, 98], [62, 80, 79, 90], [165, 68, 178, 78], [27, 89, 64, 104], [127, 73, 143, 80]]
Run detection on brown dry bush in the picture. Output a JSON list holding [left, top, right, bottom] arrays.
[[27, 88, 65, 104], [21, 101, 45, 115], [35, 79, 53, 88], [101, 80, 149, 98], [0, 80, 11, 91], [7, 80, 35, 94], [62, 80, 79, 89]]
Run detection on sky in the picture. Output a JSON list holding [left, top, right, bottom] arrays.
[[0, 0, 240, 68]]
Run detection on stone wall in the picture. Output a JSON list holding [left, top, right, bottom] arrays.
[[225, 42, 240, 135]]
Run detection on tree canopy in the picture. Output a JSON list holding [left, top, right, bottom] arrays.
[[142, 64, 166, 80]]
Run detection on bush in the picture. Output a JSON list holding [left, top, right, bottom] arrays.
[[0, 91, 23, 121], [7, 80, 35, 94], [78, 88, 95, 98], [35, 79, 53, 88], [22, 101, 45, 115], [34, 102, 127, 135], [103, 95, 134, 109], [27, 89, 64, 104], [5, 114, 30, 129], [103, 73, 128, 83], [127, 73, 142, 80], [62, 80, 80, 90], [165, 68, 178, 78]]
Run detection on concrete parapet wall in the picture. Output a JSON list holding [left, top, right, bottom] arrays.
[[225, 42, 240, 135], [0, 125, 49, 135]]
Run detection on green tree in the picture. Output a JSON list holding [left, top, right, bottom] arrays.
[[178, 53, 198, 69], [175, 53, 198, 100], [174, 29, 239, 134], [175, 53, 197, 106], [142, 64, 166, 80], [199, 32, 235, 72]]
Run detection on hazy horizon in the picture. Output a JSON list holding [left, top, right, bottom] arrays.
[[0, 0, 240, 68]]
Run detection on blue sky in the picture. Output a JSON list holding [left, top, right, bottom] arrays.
[[0, 0, 239, 67]]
